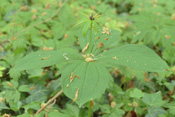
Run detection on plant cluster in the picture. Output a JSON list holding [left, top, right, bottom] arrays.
[[0, 0, 175, 117]]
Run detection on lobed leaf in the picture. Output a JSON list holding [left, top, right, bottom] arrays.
[[142, 92, 167, 107]]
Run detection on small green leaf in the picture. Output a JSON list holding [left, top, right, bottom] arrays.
[[61, 61, 110, 106], [97, 44, 169, 72], [18, 85, 30, 92], [17, 113, 31, 117], [110, 107, 125, 117], [0, 66, 5, 70], [48, 110, 69, 117], [2, 90, 20, 103], [130, 88, 144, 99], [9, 101, 22, 111], [23, 101, 40, 113], [93, 21, 99, 34], [49, 78, 61, 91], [82, 21, 91, 37], [0, 66, 5, 77], [62, 104, 79, 117], [0, 102, 9, 111], [163, 101, 175, 115]]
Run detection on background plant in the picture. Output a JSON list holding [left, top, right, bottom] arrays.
[[0, 0, 175, 117]]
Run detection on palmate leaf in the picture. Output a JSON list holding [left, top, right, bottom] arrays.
[[146, 107, 167, 117], [11, 48, 83, 71], [97, 44, 169, 72], [142, 92, 167, 107], [61, 60, 111, 106]]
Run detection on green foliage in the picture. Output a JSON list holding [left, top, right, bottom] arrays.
[[11, 49, 83, 71], [97, 44, 169, 72], [61, 61, 110, 106], [0, 0, 174, 116], [25, 85, 51, 104], [142, 92, 166, 107], [130, 88, 144, 99], [0, 66, 5, 77], [0, 102, 9, 111]]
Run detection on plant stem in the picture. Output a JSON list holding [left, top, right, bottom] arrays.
[[88, 101, 92, 117], [89, 21, 93, 57], [35, 89, 63, 115]]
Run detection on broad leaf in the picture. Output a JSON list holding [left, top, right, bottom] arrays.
[[130, 88, 144, 99], [0, 102, 9, 111], [142, 92, 166, 107], [61, 60, 110, 106], [163, 101, 175, 115], [146, 107, 167, 117], [18, 85, 30, 92], [62, 104, 79, 117], [11, 48, 83, 71], [23, 102, 40, 113], [97, 44, 169, 72], [25, 85, 51, 104], [9, 101, 22, 111]]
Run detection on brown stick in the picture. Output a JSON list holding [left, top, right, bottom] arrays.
[[35, 89, 63, 115], [0, 0, 67, 45]]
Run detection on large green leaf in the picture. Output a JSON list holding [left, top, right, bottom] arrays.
[[97, 44, 169, 72], [11, 48, 83, 71], [61, 60, 110, 106]]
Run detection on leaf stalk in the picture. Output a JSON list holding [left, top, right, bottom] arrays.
[[88, 101, 92, 117], [89, 20, 93, 57]]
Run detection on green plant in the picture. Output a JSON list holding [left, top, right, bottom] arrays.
[[11, 12, 169, 116]]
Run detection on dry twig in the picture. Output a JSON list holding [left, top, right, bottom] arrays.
[[35, 89, 63, 115]]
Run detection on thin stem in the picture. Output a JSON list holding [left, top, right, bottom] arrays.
[[88, 101, 92, 117], [35, 89, 63, 115], [89, 21, 93, 57]]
